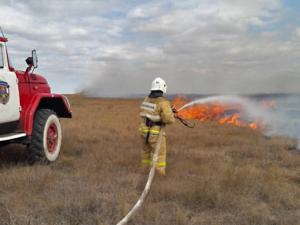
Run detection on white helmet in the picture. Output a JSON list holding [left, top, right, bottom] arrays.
[[150, 77, 167, 93]]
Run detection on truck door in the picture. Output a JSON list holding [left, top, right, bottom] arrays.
[[0, 43, 20, 124]]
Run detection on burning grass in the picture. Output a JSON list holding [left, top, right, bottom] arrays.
[[172, 96, 275, 130], [0, 94, 299, 225]]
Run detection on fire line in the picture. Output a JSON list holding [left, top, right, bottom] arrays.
[[172, 96, 274, 131]]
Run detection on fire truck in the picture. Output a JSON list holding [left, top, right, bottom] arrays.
[[0, 34, 72, 163]]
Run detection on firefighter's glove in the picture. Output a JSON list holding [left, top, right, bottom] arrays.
[[172, 106, 178, 114]]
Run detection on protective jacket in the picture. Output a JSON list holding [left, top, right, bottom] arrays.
[[139, 96, 175, 135], [139, 94, 175, 175]]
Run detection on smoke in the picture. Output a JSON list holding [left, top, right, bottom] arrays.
[[264, 95, 300, 149], [179, 95, 300, 149]]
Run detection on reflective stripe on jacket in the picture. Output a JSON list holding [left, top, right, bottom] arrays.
[[139, 97, 175, 124]]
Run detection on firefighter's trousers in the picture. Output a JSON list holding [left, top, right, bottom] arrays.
[[141, 133, 167, 175]]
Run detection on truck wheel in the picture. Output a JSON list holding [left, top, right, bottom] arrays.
[[28, 109, 62, 164]]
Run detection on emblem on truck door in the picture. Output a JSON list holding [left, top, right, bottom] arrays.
[[0, 80, 9, 105]]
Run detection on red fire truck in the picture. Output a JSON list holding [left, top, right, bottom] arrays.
[[0, 35, 72, 163]]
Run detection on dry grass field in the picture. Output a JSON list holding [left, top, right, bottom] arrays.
[[0, 94, 300, 225]]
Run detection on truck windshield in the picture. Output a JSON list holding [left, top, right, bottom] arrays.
[[0, 45, 3, 69]]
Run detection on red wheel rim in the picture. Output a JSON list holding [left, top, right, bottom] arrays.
[[47, 123, 58, 153]]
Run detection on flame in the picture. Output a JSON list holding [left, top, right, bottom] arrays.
[[172, 97, 270, 130]]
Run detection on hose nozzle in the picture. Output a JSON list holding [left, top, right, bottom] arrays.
[[172, 106, 178, 114]]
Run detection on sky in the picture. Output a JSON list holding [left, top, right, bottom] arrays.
[[0, 0, 300, 96]]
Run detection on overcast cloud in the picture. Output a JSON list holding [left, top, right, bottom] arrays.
[[1, 0, 299, 96]]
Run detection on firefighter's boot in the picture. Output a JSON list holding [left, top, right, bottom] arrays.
[[156, 167, 166, 176]]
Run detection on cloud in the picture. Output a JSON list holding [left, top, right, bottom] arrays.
[[296, 28, 300, 37], [85, 0, 299, 96], [0, 0, 299, 95], [0, 0, 130, 92]]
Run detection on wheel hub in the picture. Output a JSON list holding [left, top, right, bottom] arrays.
[[47, 123, 58, 153]]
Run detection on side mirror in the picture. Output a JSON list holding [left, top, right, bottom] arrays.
[[32, 49, 38, 68], [25, 57, 33, 66]]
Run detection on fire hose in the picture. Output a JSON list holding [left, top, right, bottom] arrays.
[[116, 109, 194, 225], [175, 115, 195, 128], [116, 126, 165, 225], [173, 107, 195, 128]]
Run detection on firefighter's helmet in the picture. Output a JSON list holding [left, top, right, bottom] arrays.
[[151, 77, 167, 93]]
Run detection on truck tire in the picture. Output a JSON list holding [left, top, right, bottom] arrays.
[[28, 109, 62, 164]]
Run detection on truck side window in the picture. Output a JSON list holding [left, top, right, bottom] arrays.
[[0, 46, 4, 69]]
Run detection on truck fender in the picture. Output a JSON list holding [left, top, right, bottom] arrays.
[[22, 94, 72, 135]]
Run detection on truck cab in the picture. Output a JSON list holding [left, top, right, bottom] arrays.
[[0, 37, 21, 126], [0, 36, 72, 163]]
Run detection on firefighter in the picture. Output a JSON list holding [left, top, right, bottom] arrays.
[[139, 77, 175, 176]]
